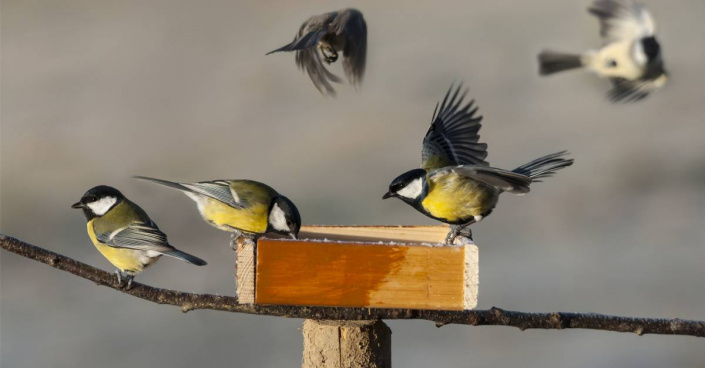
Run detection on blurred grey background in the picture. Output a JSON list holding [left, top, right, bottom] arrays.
[[2, 0, 705, 367]]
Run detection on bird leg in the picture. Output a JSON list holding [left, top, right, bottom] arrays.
[[115, 270, 135, 290], [229, 231, 244, 251], [445, 223, 474, 245], [319, 44, 338, 64]]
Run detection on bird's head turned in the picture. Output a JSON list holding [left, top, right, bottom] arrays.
[[71, 185, 124, 220], [267, 195, 301, 240]]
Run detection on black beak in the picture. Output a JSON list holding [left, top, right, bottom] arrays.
[[382, 192, 393, 200], [71, 202, 84, 209]]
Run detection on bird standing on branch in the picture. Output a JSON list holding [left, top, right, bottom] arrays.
[[134, 177, 301, 245], [267, 8, 367, 96], [72, 185, 207, 288], [538, 0, 667, 102], [383, 84, 574, 244]]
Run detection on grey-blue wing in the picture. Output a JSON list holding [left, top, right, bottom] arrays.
[[95, 221, 174, 252], [433, 166, 532, 194], [333, 9, 367, 86], [421, 84, 488, 169], [180, 180, 246, 208]]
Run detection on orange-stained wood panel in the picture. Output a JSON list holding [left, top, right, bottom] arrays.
[[255, 239, 466, 310]]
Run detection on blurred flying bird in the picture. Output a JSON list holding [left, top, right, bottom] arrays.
[[134, 177, 301, 245], [267, 8, 367, 96], [538, 0, 667, 102], [72, 185, 207, 288], [383, 84, 574, 244]]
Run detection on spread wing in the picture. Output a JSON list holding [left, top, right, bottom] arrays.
[[607, 76, 664, 102], [432, 166, 533, 194], [267, 12, 342, 96], [333, 9, 367, 87], [95, 221, 175, 253], [295, 45, 343, 96], [421, 84, 488, 170], [589, 0, 656, 43]]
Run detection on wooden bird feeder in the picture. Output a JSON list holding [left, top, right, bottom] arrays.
[[236, 225, 478, 311], [235, 225, 478, 367]]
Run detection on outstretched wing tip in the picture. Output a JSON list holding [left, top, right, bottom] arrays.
[[421, 83, 489, 169]]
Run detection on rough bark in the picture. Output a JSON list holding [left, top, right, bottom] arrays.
[[2, 233, 704, 338], [302, 320, 391, 368]]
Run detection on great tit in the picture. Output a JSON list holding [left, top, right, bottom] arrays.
[[538, 0, 666, 102], [72, 185, 207, 288], [267, 8, 366, 96], [383, 84, 574, 244], [134, 177, 301, 243]]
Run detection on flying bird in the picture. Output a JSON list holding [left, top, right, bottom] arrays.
[[538, 0, 667, 102], [267, 8, 367, 96], [72, 185, 207, 288], [383, 84, 574, 244]]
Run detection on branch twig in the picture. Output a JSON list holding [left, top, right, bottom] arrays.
[[2, 233, 703, 337]]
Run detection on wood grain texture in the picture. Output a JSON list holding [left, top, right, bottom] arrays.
[[236, 238, 255, 304], [255, 239, 469, 310], [299, 225, 450, 244]]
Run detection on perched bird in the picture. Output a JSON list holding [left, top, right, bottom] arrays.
[[383, 84, 574, 244], [538, 0, 667, 102], [267, 8, 367, 96], [134, 177, 301, 243], [72, 185, 207, 288]]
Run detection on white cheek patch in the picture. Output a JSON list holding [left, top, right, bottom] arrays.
[[268, 203, 289, 232], [632, 42, 647, 66], [396, 178, 423, 199], [87, 196, 117, 216]]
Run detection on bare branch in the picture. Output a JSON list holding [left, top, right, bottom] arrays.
[[2, 233, 703, 338]]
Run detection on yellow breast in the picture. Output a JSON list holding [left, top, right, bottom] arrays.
[[422, 174, 498, 223], [201, 197, 269, 234], [87, 221, 155, 273]]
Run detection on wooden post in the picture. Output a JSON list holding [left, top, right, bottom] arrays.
[[235, 236, 255, 304], [302, 320, 392, 368]]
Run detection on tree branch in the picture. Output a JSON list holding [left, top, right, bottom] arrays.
[[2, 233, 703, 337]]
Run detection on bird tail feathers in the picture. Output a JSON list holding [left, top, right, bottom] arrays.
[[513, 151, 573, 181], [538, 51, 585, 75], [134, 176, 189, 192], [163, 250, 207, 266], [266, 30, 326, 55]]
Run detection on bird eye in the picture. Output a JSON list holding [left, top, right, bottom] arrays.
[[84, 195, 98, 203]]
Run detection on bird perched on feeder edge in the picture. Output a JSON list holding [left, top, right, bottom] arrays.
[[383, 84, 574, 244], [72, 185, 207, 289], [267, 8, 367, 96], [134, 177, 301, 246], [538, 0, 667, 102]]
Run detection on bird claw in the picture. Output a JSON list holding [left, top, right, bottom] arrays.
[[445, 225, 473, 245], [321, 47, 338, 64], [115, 270, 134, 290], [229, 231, 245, 251], [444, 231, 458, 245]]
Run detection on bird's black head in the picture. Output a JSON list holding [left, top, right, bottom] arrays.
[[383, 168, 428, 204], [641, 37, 661, 63], [267, 195, 302, 240], [71, 185, 124, 220]]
